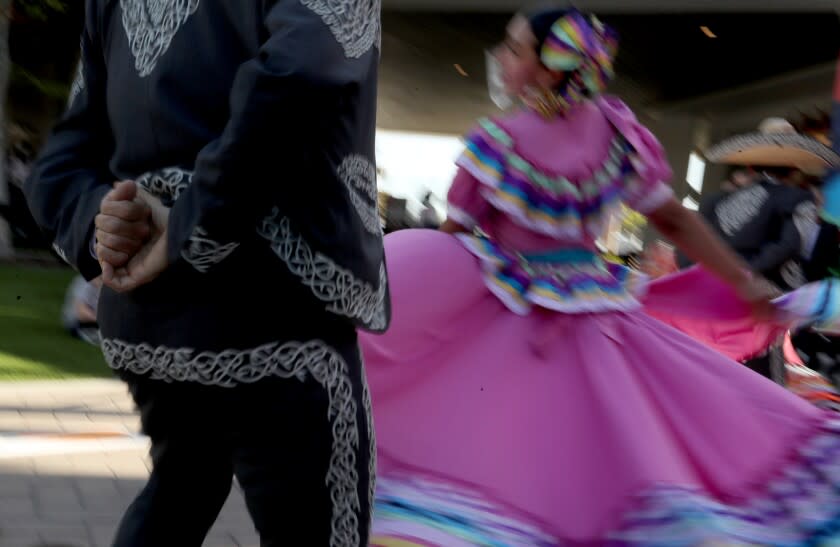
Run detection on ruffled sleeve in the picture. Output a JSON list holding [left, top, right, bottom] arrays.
[[596, 96, 674, 213], [446, 167, 492, 230]]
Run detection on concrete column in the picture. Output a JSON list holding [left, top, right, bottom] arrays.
[[640, 112, 697, 200]]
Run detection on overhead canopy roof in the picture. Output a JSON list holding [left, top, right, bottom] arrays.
[[383, 0, 840, 13], [378, 10, 840, 133]]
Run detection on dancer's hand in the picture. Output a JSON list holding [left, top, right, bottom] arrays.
[[101, 186, 170, 293], [735, 276, 781, 321], [95, 181, 152, 267]]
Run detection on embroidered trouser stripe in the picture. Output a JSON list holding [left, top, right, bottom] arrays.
[[107, 339, 375, 547]]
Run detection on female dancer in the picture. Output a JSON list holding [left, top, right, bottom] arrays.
[[363, 8, 840, 545]]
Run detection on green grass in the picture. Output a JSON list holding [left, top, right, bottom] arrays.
[[0, 263, 109, 381]]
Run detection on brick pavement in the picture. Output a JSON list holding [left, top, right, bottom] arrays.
[[0, 380, 258, 547]]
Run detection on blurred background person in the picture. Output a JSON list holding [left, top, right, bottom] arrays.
[[61, 275, 101, 346], [702, 118, 832, 382], [639, 240, 678, 279]]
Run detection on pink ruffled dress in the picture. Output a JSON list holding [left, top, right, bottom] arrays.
[[362, 97, 840, 546]]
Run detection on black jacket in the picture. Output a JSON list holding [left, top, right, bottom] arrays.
[[803, 221, 840, 282], [25, 0, 390, 377], [700, 179, 817, 290]]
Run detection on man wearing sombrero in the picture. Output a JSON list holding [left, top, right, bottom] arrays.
[[704, 114, 840, 382]]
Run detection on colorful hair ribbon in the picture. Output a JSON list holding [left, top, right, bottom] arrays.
[[540, 10, 619, 96]]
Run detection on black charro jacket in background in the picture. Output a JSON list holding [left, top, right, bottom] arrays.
[[700, 179, 817, 291]]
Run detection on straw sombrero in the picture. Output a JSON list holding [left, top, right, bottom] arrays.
[[706, 118, 840, 175]]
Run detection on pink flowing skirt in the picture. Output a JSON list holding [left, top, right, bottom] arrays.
[[362, 229, 840, 546]]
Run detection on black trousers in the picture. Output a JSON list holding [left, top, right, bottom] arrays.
[[790, 330, 840, 388], [112, 342, 375, 547], [743, 346, 786, 386]]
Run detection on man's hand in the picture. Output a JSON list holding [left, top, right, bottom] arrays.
[[95, 181, 152, 267], [101, 186, 170, 293]]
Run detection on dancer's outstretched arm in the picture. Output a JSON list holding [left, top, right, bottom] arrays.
[[648, 197, 778, 310]]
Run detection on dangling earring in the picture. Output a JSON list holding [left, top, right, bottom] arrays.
[[522, 86, 563, 119]]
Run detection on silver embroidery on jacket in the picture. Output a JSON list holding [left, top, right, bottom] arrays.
[[101, 337, 364, 546], [258, 211, 387, 331], [136, 167, 193, 203], [339, 155, 381, 235], [120, 0, 201, 77], [715, 184, 769, 237], [181, 226, 239, 273], [301, 0, 381, 59]]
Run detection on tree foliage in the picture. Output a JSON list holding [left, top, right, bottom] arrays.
[[14, 0, 67, 21], [8, 0, 76, 101]]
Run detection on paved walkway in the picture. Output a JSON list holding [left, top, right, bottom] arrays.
[[0, 380, 258, 547]]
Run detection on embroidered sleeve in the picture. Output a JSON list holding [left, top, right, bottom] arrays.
[[166, 0, 379, 272], [447, 168, 492, 230], [181, 226, 240, 273], [793, 199, 821, 260], [24, 4, 113, 280], [621, 127, 673, 214], [596, 96, 674, 214]]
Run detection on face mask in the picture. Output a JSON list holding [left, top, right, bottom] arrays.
[[485, 50, 513, 110]]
